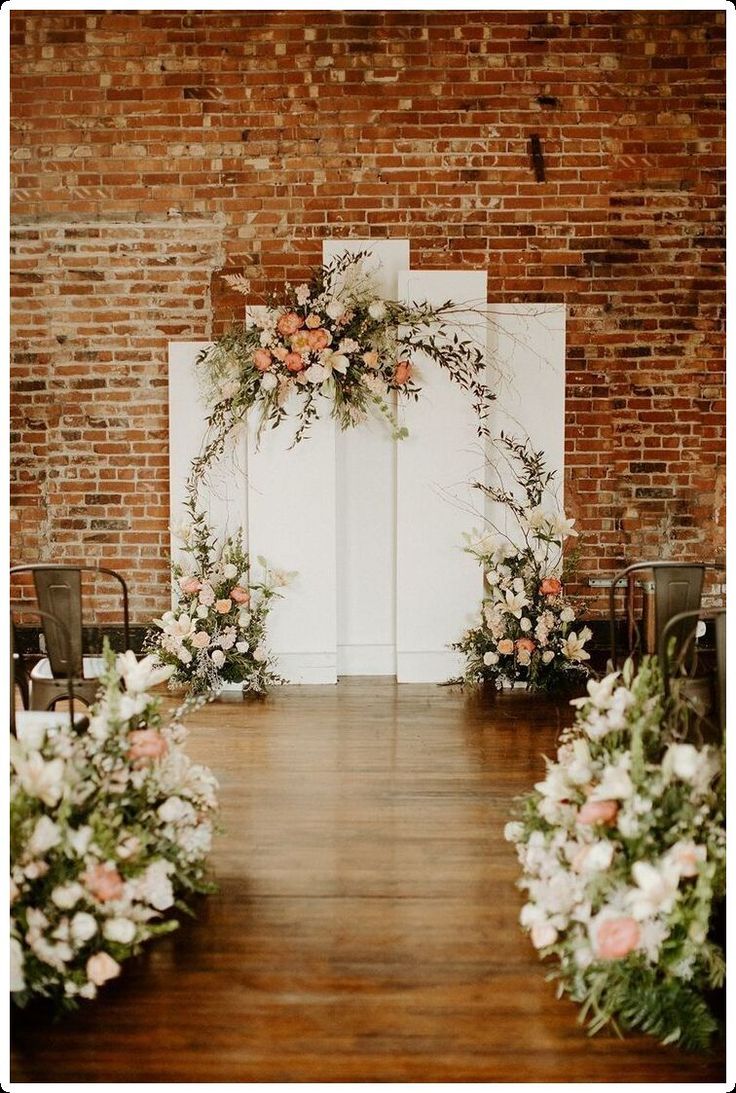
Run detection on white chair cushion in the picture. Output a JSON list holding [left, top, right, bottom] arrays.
[[30, 656, 106, 681]]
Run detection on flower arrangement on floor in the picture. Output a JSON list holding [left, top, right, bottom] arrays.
[[145, 508, 289, 696], [10, 647, 219, 1010], [190, 249, 495, 494], [505, 656, 726, 1050], [452, 435, 591, 691]]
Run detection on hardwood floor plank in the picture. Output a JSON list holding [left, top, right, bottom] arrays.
[[11, 679, 725, 1083]]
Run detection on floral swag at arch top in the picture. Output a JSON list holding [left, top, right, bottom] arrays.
[[186, 250, 496, 509]]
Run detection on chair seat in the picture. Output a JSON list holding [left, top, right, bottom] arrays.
[[31, 656, 106, 682], [16, 709, 90, 741]]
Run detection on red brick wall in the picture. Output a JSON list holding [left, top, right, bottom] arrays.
[[10, 9, 726, 620]]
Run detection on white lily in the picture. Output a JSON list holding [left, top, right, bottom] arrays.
[[570, 672, 620, 710], [560, 628, 592, 662], [116, 651, 175, 695], [626, 860, 681, 920], [503, 588, 529, 618]]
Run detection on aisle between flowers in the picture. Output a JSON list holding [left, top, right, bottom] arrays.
[[10, 648, 219, 1009]]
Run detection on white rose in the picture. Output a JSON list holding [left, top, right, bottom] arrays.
[[512, 577, 525, 592], [325, 298, 344, 320], [141, 860, 175, 912], [70, 912, 98, 944], [519, 617, 532, 632], [483, 651, 499, 666], [68, 825, 93, 856], [238, 611, 251, 628], [260, 372, 278, 392], [541, 650, 555, 664], [236, 641, 249, 653], [560, 607, 575, 623], [29, 815, 62, 856], [253, 645, 268, 663], [157, 796, 189, 824], [368, 299, 386, 320], [530, 922, 558, 949], [223, 563, 238, 579], [663, 743, 700, 783], [504, 821, 523, 843], [103, 918, 137, 945], [178, 647, 193, 665], [196, 604, 209, 618], [51, 882, 85, 910], [211, 649, 226, 669]]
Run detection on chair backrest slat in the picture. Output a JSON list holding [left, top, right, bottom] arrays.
[[652, 565, 704, 664], [33, 569, 84, 677]]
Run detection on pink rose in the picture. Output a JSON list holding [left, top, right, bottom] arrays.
[[277, 311, 303, 336], [215, 598, 232, 614], [497, 638, 515, 655], [178, 575, 202, 595], [307, 328, 330, 351], [129, 728, 168, 765], [83, 863, 125, 903], [191, 631, 210, 649], [393, 361, 412, 385], [86, 952, 121, 987], [253, 348, 272, 372], [577, 799, 619, 826], [540, 577, 563, 597], [285, 352, 305, 373], [595, 917, 640, 960], [230, 586, 250, 605], [515, 637, 536, 654], [305, 313, 321, 328], [362, 350, 379, 369]]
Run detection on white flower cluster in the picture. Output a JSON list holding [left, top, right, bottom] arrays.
[[456, 509, 590, 690], [147, 523, 288, 696], [10, 647, 219, 1008], [505, 658, 725, 1046]]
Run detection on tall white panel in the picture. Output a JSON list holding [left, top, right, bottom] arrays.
[[395, 271, 487, 682], [484, 305, 566, 540], [323, 239, 410, 676], [246, 393, 337, 685], [168, 341, 248, 564]]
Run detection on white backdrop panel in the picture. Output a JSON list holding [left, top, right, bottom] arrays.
[[395, 270, 487, 682], [484, 305, 566, 541], [323, 239, 410, 676], [168, 341, 247, 566]]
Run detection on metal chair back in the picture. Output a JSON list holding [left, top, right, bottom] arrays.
[[9, 564, 129, 679], [609, 561, 706, 669]]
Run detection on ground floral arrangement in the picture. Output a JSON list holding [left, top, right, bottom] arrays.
[[506, 657, 726, 1050], [145, 508, 289, 696], [452, 436, 591, 692], [189, 249, 495, 498], [10, 648, 219, 1010]]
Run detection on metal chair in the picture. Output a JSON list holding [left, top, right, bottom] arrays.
[[658, 607, 726, 744], [9, 564, 129, 712], [608, 561, 719, 671], [10, 606, 89, 737]]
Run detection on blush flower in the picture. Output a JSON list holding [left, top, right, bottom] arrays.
[[515, 637, 536, 654], [285, 352, 305, 373], [129, 728, 168, 765], [178, 576, 202, 595], [86, 952, 121, 987], [576, 799, 619, 826], [83, 863, 125, 903], [253, 348, 273, 372], [230, 586, 250, 605], [307, 328, 330, 351], [277, 311, 303, 336], [394, 361, 412, 385], [215, 598, 232, 614], [594, 917, 640, 960], [540, 577, 563, 597], [497, 638, 515, 655]]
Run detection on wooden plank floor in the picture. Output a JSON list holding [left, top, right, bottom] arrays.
[[11, 679, 726, 1083]]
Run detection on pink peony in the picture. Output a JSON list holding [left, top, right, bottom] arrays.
[[230, 586, 250, 604], [178, 576, 202, 595], [307, 328, 330, 351], [515, 637, 536, 654], [129, 728, 168, 765], [577, 799, 619, 826], [595, 917, 640, 960], [497, 638, 515, 655], [215, 598, 232, 614], [540, 577, 563, 597], [253, 348, 272, 372], [285, 352, 305, 373], [83, 863, 125, 903], [394, 361, 412, 385], [305, 313, 322, 329], [277, 311, 303, 336], [290, 330, 312, 353], [86, 952, 121, 987]]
